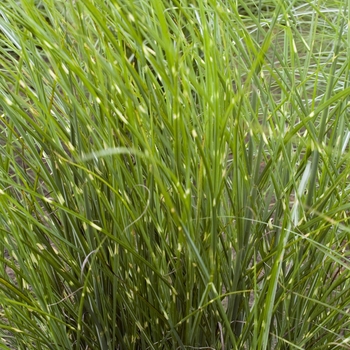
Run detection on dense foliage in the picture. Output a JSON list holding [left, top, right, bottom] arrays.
[[0, 0, 349, 349]]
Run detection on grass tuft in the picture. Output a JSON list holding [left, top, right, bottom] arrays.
[[0, 0, 349, 349]]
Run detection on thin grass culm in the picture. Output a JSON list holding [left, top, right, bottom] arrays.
[[0, 0, 349, 349]]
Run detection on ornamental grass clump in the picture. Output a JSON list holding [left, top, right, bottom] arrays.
[[0, 0, 349, 349]]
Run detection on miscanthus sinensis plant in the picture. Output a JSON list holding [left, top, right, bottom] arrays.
[[0, 0, 349, 349]]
